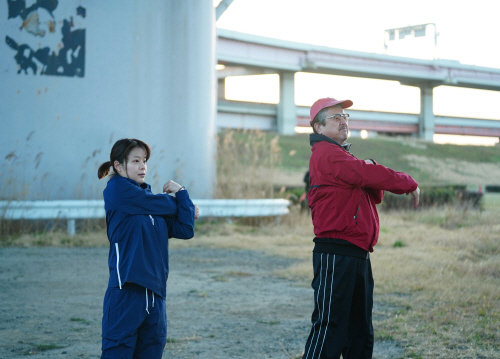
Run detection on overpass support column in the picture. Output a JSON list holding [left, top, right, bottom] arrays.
[[277, 71, 296, 135], [419, 86, 435, 141], [217, 78, 225, 100]]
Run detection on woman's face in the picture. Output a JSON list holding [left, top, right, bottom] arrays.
[[117, 147, 148, 184]]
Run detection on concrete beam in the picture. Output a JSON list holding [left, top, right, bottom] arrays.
[[218, 100, 500, 137], [217, 29, 500, 92], [216, 65, 274, 79]]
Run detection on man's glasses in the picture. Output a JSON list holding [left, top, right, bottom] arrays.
[[325, 113, 349, 122]]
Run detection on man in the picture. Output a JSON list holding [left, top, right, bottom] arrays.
[[302, 97, 420, 359]]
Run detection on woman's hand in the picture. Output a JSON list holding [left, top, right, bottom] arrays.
[[163, 180, 184, 194]]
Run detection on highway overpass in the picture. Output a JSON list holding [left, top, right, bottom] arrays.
[[216, 29, 500, 139]]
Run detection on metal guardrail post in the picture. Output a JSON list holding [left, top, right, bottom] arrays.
[[67, 219, 76, 237]]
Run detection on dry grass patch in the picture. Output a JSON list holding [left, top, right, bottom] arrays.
[[1, 228, 108, 247], [216, 130, 281, 199], [172, 203, 500, 358], [372, 207, 500, 358]]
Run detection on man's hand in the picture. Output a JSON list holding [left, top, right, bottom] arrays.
[[194, 205, 199, 220], [409, 187, 420, 208]]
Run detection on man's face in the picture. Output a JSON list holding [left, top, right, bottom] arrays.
[[314, 105, 349, 144]]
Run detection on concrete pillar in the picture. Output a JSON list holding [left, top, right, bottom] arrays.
[[217, 78, 225, 100], [419, 86, 435, 141], [0, 1, 217, 200], [277, 71, 296, 135], [166, 1, 216, 198]]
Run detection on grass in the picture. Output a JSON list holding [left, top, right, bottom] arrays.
[[35, 343, 66, 351], [20, 342, 67, 355], [257, 320, 281, 325], [70, 317, 92, 325], [276, 133, 500, 186], [371, 206, 500, 357], [0, 229, 108, 247]]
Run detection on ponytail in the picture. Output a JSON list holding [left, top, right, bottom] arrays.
[[97, 161, 113, 180]]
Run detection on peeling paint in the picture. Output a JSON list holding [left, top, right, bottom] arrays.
[[20, 11, 46, 37], [7, 0, 58, 20], [48, 20, 55, 33], [5, 1, 86, 77], [76, 6, 86, 18]]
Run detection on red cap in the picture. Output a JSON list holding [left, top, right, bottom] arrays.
[[310, 97, 353, 124]]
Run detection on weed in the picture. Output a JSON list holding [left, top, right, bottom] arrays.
[[226, 271, 252, 277], [374, 330, 394, 341], [405, 350, 423, 359], [70, 317, 91, 325], [216, 129, 281, 199], [35, 343, 66, 351], [393, 240, 405, 248], [257, 320, 281, 325]]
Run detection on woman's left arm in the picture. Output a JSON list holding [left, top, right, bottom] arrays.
[[164, 189, 196, 239]]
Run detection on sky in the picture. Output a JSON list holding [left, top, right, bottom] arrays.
[[214, 0, 500, 145], [216, 0, 500, 69]]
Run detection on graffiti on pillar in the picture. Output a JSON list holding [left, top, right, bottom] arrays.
[[4, 0, 86, 77]]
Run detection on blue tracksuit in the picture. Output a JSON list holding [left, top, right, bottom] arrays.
[[101, 175, 195, 359]]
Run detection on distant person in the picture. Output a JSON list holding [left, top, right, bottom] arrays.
[[302, 98, 420, 359], [97, 138, 198, 359], [301, 171, 310, 213]]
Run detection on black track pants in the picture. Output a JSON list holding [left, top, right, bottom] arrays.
[[302, 253, 374, 359]]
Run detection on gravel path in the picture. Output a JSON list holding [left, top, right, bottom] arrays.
[[0, 247, 403, 358]]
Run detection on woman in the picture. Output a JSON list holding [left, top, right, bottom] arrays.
[[97, 138, 197, 359]]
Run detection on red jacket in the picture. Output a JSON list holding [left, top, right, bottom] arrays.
[[308, 135, 418, 252]]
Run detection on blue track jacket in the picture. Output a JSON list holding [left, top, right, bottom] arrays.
[[103, 175, 195, 299]]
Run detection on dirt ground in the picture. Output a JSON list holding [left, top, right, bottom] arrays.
[[0, 247, 403, 359]]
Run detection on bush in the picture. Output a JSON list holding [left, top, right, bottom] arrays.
[[485, 185, 500, 193], [381, 185, 483, 211]]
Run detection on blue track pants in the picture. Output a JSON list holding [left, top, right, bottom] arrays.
[[101, 283, 167, 359]]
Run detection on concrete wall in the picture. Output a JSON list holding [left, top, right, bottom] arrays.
[[1, 0, 216, 200]]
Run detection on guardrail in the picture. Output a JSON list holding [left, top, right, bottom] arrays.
[[0, 199, 291, 236]]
